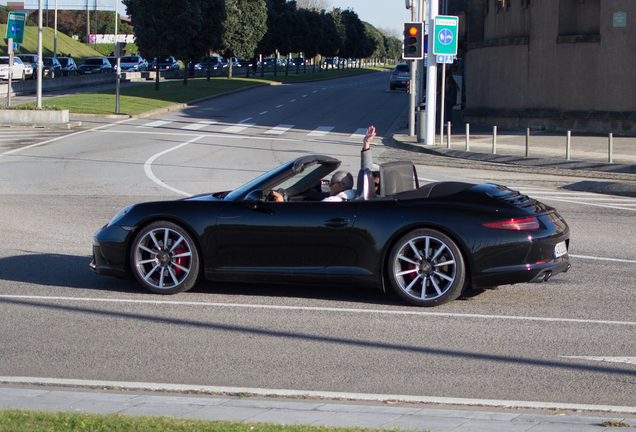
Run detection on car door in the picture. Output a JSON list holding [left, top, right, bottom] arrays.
[[213, 200, 356, 276]]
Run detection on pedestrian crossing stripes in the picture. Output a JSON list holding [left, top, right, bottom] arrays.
[[308, 126, 335, 137], [222, 123, 256, 133], [265, 124, 294, 135], [181, 120, 216, 130], [138, 120, 172, 128], [134, 120, 369, 141]]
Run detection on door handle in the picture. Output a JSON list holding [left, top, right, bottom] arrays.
[[324, 218, 349, 228]]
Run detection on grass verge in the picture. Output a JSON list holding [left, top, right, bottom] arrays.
[[14, 67, 390, 116], [0, 409, 404, 432]]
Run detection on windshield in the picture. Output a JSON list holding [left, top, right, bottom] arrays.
[[19, 55, 36, 62], [121, 56, 138, 62], [158, 57, 172, 63], [57, 58, 69, 66], [396, 65, 409, 72], [43, 58, 55, 65], [85, 58, 103, 65], [0, 58, 9, 65]]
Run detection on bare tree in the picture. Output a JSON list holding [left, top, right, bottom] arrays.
[[296, 0, 331, 12], [378, 26, 401, 39]]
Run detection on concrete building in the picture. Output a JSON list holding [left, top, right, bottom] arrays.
[[464, 0, 636, 135]]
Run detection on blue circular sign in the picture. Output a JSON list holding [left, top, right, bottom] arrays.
[[10, 23, 21, 36], [438, 28, 453, 45]]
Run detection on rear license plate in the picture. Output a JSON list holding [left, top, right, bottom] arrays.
[[554, 241, 567, 258], [85, 70, 92, 73]]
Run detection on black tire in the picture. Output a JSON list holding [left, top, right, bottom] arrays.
[[388, 228, 466, 307], [130, 221, 200, 294], [390, 84, 396, 90]]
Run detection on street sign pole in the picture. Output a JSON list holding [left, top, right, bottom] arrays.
[[37, 0, 44, 109], [6, 38, 13, 108], [424, 6, 439, 145]]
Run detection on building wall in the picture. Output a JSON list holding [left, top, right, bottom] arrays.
[[464, 0, 636, 134]]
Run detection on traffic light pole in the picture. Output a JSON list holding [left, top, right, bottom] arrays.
[[408, 5, 418, 137], [416, 0, 426, 142], [424, 0, 439, 145]]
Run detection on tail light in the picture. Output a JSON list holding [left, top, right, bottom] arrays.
[[483, 217, 540, 230]]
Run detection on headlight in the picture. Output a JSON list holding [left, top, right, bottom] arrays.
[[107, 204, 135, 227]]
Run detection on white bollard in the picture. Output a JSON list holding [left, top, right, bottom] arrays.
[[608, 133, 613, 163], [566, 131, 571, 160], [492, 126, 497, 154], [465, 123, 470, 151]]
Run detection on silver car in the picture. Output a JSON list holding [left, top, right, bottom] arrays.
[[389, 63, 410, 90]]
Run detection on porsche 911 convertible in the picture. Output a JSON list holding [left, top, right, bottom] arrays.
[[91, 155, 571, 307]]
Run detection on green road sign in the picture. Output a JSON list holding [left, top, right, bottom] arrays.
[[5, 12, 27, 45], [432, 15, 459, 56]]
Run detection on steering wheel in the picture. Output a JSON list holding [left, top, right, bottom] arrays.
[[266, 188, 288, 202]]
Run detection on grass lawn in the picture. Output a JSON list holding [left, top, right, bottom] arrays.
[[14, 67, 392, 116], [0, 409, 397, 432]]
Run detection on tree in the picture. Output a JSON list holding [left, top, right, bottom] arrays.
[[256, 0, 296, 77], [319, 8, 344, 69], [338, 9, 371, 67], [384, 35, 402, 64], [123, 0, 225, 88], [296, 8, 322, 72], [222, 0, 268, 78], [364, 22, 386, 65]]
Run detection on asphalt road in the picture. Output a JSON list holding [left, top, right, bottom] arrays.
[[1, 73, 635, 410]]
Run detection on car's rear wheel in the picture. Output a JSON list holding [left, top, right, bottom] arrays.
[[390, 84, 396, 90], [388, 228, 466, 307], [130, 221, 200, 294]]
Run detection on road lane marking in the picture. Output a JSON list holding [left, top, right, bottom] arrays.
[[259, 111, 268, 115], [181, 120, 216, 131], [0, 377, 634, 414], [561, 356, 636, 365], [569, 254, 636, 264], [308, 126, 334, 137], [143, 136, 203, 196], [276, 105, 283, 108], [239, 117, 252, 123], [0, 118, 134, 157], [265, 124, 294, 135], [2, 294, 635, 326]]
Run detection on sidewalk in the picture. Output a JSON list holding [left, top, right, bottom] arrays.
[[391, 122, 636, 197], [1, 384, 635, 431]]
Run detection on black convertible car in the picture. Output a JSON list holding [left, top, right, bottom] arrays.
[[91, 155, 570, 307]]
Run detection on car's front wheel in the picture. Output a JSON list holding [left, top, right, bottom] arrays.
[[388, 228, 466, 307], [130, 221, 200, 294]]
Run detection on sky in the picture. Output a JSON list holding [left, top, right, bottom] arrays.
[[330, 0, 412, 37]]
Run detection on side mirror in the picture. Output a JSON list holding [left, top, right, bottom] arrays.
[[244, 190, 264, 209]]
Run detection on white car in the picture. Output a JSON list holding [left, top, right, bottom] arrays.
[[119, 55, 147, 72], [0, 56, 26, 81]]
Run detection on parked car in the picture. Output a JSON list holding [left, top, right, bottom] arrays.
[[198, 56, 224, 71], [0, 56, 26, 81], [390, 62, 410, 90], [42, 57, 62, 78], [16, 54, 38, 78], [57, 57, 78, 76], [150, 56, 180, 71], [119, 55, 147, 72], [90, 155, 570, 307], [78, 57, 113, 74], [16, 54, 37, 78], [236, 59, 254, 68]]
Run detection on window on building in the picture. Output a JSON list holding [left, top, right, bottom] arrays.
[[558, 0, 600, 36]]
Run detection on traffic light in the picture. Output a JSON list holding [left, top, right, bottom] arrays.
[[403, 22, 424, 60]]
